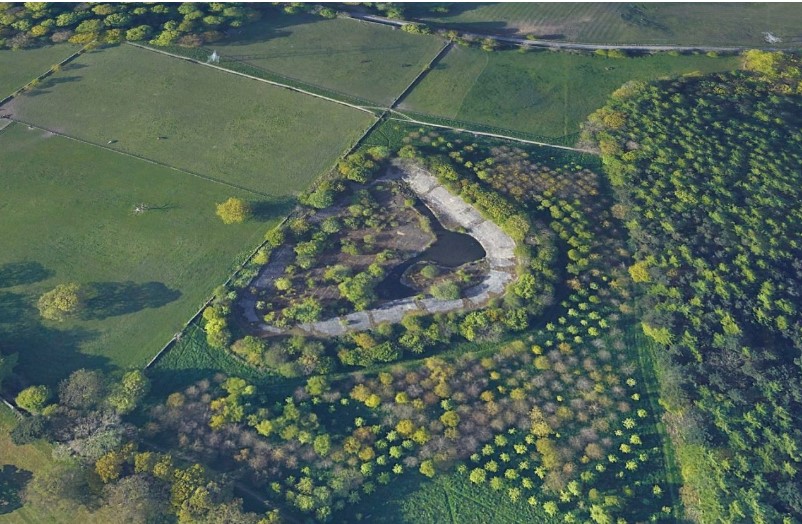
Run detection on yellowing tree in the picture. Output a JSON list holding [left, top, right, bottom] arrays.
[[215, 197, 251, 224], [37, 283, 82, 321]]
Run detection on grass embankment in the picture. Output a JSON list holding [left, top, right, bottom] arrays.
[[0, 122, 270, 387], [401, 46, 738, 142], [7, 43, 374, 195], [416, 3, 802, 47]]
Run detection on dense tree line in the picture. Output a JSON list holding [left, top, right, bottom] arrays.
[[586, 50, 802, 522], [0, 3, 261, 48], [8, 368, 271, 523]]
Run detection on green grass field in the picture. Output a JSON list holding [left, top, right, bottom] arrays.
[[341, 469, 558, 523], [0, 45, 80, 101], [416, 3, 802, 47], [147, 322, 272, 398], [401, 47, 739, 141], [0, 122, 276, 387], [191, 14, 446, 105], [6, 43, 374, 195]]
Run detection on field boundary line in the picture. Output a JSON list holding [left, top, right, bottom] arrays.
[[0, 394, 23, 418], [389, 40, 451, 109], [0, 43, 90, 107], [144, 214, 293, 370], [392, 107, 580, 145], [3, 116, 269, 197], [144, 113, 381, 370], [387, 112, 594, 154], [206, 48, 378, 108], [125, 42, 376, 116]]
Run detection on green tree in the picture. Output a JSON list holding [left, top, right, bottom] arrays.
[[37, 283, 83, 321], [419, 460, 436, 478], [58, 368, 105, 409], [430, 281, 460, 300], [216, 197, 251, 224], [106, 370, 150, 414], [15, 385, 50, 414], [125, 24, 152, 41]]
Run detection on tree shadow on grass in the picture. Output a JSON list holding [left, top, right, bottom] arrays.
[[26, 75, 82, 97], [0, 465, 32, 515], [61, 62, 87, 72], [0, 262, 53, 289], [0, 290, 105, 390], [82, 281, 181, 321], [252, 197, 296, 222]]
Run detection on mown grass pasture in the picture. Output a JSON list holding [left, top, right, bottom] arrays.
[[0, 122, 272, 387], [0, 44, 80, 101], [416, 3, 802, 47], [181, 14, 446, 105], [401, 46, 739, 141], [5, 43, 374, 195]]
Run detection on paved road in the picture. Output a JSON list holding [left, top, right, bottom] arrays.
[[347, 12, 761, 53]]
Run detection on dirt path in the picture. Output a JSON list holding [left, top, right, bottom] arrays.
[[240, 159, 517, 337]]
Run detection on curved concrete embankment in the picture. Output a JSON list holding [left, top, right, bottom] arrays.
[[240, 159, 517, 337]]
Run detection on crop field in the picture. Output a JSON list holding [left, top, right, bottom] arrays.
[[180, 14, 446, 105], [401, 46, 739, 141], [416, 3, 802, 47], [5, 43, 374, 195], [0, 44, 80, 101], [0, 122, 273, 387]]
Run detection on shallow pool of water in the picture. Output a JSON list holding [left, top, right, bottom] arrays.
[[376, 199, 485, 301]]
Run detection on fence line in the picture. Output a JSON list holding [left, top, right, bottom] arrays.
[[126, 42, 376, 116], [3, 117, 269, 197], [0, 43, 90, 107], [389, 40, 451, 109], [143, 112, 380, 370], [0, 394, 23, 418], [387, 114, 595, 153]]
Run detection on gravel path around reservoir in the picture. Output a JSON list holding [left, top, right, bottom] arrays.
[[240, 159, 518, 337]]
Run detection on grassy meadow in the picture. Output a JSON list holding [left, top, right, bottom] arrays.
[[0, 122, 276, 387], [0, 44, 80, 101], [401, 47, 739, 141], [184, 14, 446, 105], [6, 43, 374, 195], [416, 3, 802, 47], [341, 469, 559, 523]]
